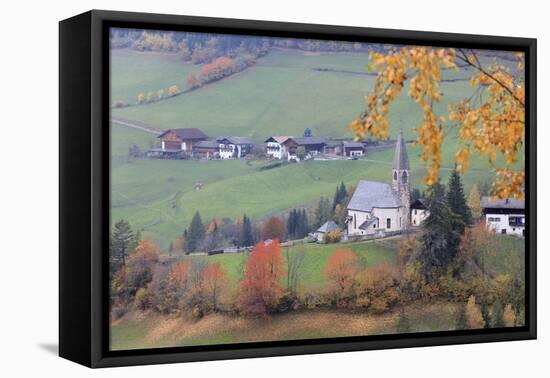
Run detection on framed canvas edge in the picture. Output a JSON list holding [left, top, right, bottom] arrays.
[[76, 9, 536, 368]]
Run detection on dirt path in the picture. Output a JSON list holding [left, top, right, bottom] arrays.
[[111, 117, 161, 135]]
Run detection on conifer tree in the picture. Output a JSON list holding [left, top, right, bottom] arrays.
[[111, 219, 134, 266], [418, 183, 457, 279], [446, 170, 472, 259], [297, 209, 309, 238], [186, 211, 205, 252], [314, 197, 332, 229], [241, 214, 254, 247]]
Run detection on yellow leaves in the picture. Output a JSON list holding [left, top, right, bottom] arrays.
[[353, 45, 525, 198], [455, 148, 470, 173]]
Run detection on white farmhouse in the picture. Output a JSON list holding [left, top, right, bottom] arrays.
[[217, 136, 253, 159], [346, 130, 410, 236], [481, 197, 525, 236], [264, 136, 292, 159], [410, 198, 429, 227]]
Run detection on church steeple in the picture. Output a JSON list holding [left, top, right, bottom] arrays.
[[392, 129, 409, 172], [392, 129, 411, 227]]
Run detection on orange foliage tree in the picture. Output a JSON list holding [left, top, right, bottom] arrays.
[[324, 248, 360, 306], [351, 47, 525, 198], [201, 56, 234, 76], [201, 262, 230, 311], [239, 240, 286, 315], [262, 216, 286, 241]]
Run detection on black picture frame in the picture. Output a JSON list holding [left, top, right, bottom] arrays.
[[59, 9, 537, 368]]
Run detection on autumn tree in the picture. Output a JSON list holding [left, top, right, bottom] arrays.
[[468, 183, 483, 219], [186, 72, 202, 89], [324, 248, 360, 307], [201, 262, 230, 311], [356, 262, 399, 313], [466, 295, 485, 329], [262, 216, 286, 241], [239, 240, 286, 315], [168, 85, 180, 96], [352, 46, 525, 198], [118, 239, 160, 302]]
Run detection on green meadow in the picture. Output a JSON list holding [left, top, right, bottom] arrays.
[[207, 238, 398, 288]]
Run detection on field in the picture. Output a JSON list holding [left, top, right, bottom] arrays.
[[207, 238, 398, 288], [110, 302, 459, 351]]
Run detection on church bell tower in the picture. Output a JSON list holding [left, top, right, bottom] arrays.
[[392, 129, 410, 227]]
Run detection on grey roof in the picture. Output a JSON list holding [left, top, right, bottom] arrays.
[[392, 129, 409, 170], [194, 140, 219, 149], [411, 198, 428, 209], [316, 220, 340, 233], [159, 128, 208, 140], [347, 180, 401, 212], [217, 136, 253, 145], [290, 137, 327, 146], [481, 196, 524, 210], [359, 217, 378, 230], [343, 141, 364, 149]]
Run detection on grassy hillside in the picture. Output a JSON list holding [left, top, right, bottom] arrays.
[[110, 49, 196, 104], [111, 49, 476, 142]]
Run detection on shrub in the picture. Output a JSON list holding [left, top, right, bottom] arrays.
[[135, 287, 154, 310], [466, 295, 485, 329], [324, 229, 342, 244], [356, 262, 399, 313]]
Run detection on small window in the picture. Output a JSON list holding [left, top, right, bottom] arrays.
[[393, 171, 397, 180], [401, 171, 408, 183], [373, 224, 376, 228], [501, 229, 507, 234], [414, 209, 417, 215], [386, 218, 391, 229]]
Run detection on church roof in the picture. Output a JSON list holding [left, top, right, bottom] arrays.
[[392, 129, 409, 170], [347, 180, 401, 212]]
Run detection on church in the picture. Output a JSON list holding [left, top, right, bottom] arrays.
[[346, 130, 411, 236]]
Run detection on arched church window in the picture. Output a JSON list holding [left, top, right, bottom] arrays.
[[393, 171, 397, 180], [401, 171, 408, 183]]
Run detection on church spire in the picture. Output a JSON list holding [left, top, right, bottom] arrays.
[[392, 129, 409, 171]]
